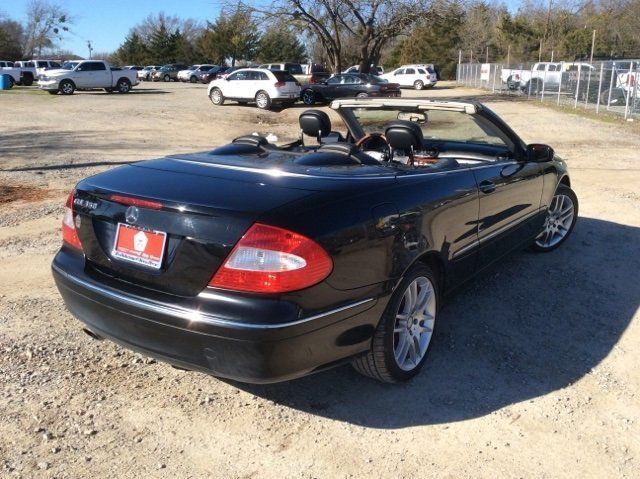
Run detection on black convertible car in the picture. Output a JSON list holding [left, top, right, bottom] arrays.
[[301, 73, 401, 105], [52, 99, 578, 384]]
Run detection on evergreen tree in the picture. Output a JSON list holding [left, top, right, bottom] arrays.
[[257, 24, 306, 63], [113, 32, 149, 65]]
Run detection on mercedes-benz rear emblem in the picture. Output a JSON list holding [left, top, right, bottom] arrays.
[[125, 206, 139, 224]]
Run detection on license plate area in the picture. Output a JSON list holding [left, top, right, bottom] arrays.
[[112, 223, 167, 270]]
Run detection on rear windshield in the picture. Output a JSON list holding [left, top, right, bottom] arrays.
[[285, 64, 303, 75], [273, 71, 297, 82]]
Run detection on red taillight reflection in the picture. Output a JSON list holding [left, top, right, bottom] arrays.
[[274, 81, 286, 88], [208, 223, 333, 294], [62, 190, 82, 250], [109, 194, 163, 210]]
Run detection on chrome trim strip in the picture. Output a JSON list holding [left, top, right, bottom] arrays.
[[478, 209, 542, 245], [451, 208, 542, 259], [53, 263, 375, 330], [169, 158, 395, 180]]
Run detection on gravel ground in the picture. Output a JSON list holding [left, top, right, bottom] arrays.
[[0, 81, 638, 479]]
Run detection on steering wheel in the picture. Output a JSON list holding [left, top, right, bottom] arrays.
[[355, 133, 389, 149]]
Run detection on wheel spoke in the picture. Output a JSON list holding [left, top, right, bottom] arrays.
[[395, 332, 411, 365]]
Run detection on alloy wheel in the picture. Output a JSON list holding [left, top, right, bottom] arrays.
[[535, 193, 575, 249], [393, 276, 436, 371]]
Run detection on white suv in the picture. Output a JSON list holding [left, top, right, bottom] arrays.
[[207, 68, 301, 109], [381, 65, 437, 90]]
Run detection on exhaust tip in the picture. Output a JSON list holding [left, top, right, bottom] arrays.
[[82, 328, 104, 341]]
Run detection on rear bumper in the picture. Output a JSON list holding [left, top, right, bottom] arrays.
[[52, 249, 380, 383]]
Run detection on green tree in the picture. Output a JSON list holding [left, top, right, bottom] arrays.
[[113, 32, 149, 65], [257, 24, 306, 63], [198, 6, 260, 66], [394, 1, 464, 79], [0, 19, 25, 60]]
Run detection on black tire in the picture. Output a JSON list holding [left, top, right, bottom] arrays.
[[7, 76, 15, 88], [356, 92, 368, 98], [116, 78, 131, 93], [163, 74, 170, 82], [190, 75, 198, 83], [526, 79, 542, 95], [413, 80, 424, 90], [59, 79, 75, 95], [255, 90, 272, 109], [21, 73, 34, 86], [352, 263, 439, 383], [531, 184, 578, 252], [209, 87, 224, 105], [301, 89, 315, 105]]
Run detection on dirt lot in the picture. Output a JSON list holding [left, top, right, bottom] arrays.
[[1, 81, 639, 478]]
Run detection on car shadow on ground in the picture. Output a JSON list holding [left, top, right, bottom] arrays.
[[233, 216, 639, 428], [79, 89, 171, 96]]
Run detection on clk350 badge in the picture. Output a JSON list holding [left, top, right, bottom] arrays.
[[73, 198, 98, 210]]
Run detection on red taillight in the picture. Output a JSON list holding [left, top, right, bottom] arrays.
[[274, 81, 286, 88], [109, 194, 163, 210], [62, 191, 82, 250], [310, 77, 316, 84], [208, 223, 333, 294]]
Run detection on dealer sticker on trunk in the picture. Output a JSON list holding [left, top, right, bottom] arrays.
[[112, 223, 167, 269]]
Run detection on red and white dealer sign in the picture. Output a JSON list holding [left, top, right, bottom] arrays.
[[112, 223, 167, 269]]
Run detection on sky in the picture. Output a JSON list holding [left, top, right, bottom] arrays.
[[2, 0, 522, 58], [2, 1, 226, 57]]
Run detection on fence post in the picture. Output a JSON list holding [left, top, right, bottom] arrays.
[[557, 62, 563, 105], [606, 66, 615, 110], [492, 63, 497, 92], [528, 64, 534, 98], [574, 64, 582, 109], [595, 63, 604, 113], [584, 64, 593, 107], [541, 64, 548, 102], [624, 63, 633, 119]]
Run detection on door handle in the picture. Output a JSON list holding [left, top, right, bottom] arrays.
[[479, 180, 496, 194]]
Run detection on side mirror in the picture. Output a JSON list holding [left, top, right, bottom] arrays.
[[527, 143, 554, 162]]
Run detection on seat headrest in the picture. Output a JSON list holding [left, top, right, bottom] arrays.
[[317, 142, 359, 156], [232, 135, 268, 147], [299, 110, 331, 138], [384, 120, 424, 151]]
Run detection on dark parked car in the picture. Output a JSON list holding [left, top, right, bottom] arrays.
[[152, 64, 189, 82], [301, 73, 401, 105], [52, 99, 577, 384]]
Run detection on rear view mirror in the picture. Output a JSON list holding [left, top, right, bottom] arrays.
[[397, 112, 427, 124], [527, 143, 554, 162]]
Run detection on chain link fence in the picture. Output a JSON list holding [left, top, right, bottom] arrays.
[[456, 60, 640, 120]]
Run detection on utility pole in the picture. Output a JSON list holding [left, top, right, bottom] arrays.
[[538, 39, 542, 62], [507, 45, 511, 66], [486, 47, 489, 63], [458, 49, 462, 65], [590, 30, 596, 62], [87, 40, 93, 60], [470, 50, 473, 63]]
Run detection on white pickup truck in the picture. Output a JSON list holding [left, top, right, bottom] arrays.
[[0, 63, 23, 86], [39, 60, 139, 95], [502, 62, 593, 93]]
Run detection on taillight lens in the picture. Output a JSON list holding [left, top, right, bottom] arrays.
[[109, 194, 163, 210], [208, 223, 333, 294], [274, 81, 285, 88], [62, 191, 82, 250]]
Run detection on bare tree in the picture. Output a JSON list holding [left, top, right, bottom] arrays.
[[250, 0, 428, 73], [23, 0, 71, 58]]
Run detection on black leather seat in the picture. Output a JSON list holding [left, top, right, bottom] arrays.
[[299, 110, 332, 141], [385, 120, 424, 153], [298, 109, 345, 147]]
